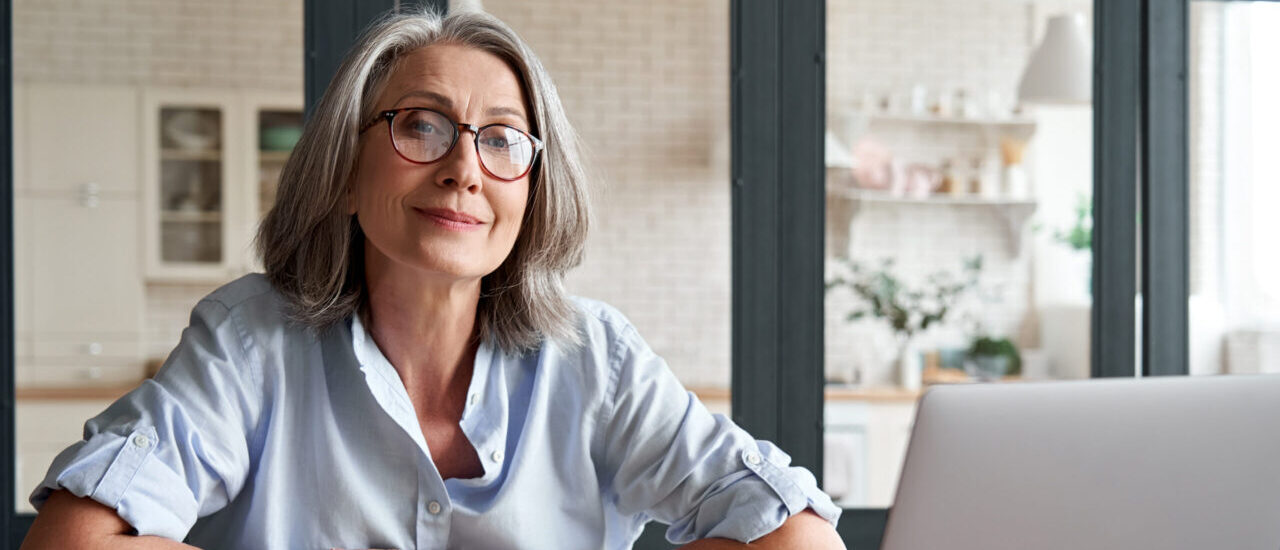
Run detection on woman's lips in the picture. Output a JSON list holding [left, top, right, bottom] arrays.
[[415, 207, 484, 232]]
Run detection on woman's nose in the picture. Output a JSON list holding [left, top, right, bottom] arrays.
[[435, 130, 484, 192]]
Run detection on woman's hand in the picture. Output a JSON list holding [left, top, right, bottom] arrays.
[[676, 509, 846, 550], [20, 490, 200, 549]]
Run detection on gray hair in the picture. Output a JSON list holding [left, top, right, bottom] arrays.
[[256, 7, 590, 354]]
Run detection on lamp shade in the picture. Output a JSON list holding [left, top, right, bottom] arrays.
[[450, 0, 485, 13], [1017, 13, 1091, 104], [824, 131, 854, 169]]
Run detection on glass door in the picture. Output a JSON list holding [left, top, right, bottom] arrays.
[[822, 0, 1096, 516]]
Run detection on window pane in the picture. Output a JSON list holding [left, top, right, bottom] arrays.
[[12, 0, 303, 512], [1189, 1, 1280, 376], [823, 0, 1094, 508]]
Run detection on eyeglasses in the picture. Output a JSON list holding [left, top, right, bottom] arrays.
[[359, 107, 544, 181]]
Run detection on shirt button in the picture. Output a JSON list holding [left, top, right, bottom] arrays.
[[427, 500, 442, 515], [491, 450, 504, 463], [469, 393, 479, 406], [131, 434, 152, 449], [745, 451, 762, 466]]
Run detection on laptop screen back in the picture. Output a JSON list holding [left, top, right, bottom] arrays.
[[881, 375, 1280, 550]]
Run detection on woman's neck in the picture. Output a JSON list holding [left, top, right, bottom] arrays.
[[363, 252, 482, 408]]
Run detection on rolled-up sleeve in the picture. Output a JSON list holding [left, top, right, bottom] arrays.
[[29, 298, 262, 541], [597, 322, 841, 544]]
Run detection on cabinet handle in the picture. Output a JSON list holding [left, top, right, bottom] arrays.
[[79, 182, 101, 209]]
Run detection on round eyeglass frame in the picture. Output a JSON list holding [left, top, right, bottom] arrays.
[[359, 107, 544, 182]]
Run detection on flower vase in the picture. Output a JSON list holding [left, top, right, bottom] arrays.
[[896, 338, 922, 390]]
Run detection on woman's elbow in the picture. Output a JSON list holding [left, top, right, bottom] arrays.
[[678, 509, 846, 550], [20, 490, 195, 550]]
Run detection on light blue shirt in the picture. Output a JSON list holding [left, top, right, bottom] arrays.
[[31, 274, 839, 549]]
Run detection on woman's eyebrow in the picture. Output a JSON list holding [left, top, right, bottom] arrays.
[[393, 90, 529, 126]]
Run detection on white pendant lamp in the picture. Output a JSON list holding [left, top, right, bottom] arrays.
[[1017, 13, 1092, 104]]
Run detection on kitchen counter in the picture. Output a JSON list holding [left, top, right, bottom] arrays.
[[690, 385, 922, 403]]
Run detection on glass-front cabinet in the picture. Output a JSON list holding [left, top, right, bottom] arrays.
[[143, 90, 302, 281]]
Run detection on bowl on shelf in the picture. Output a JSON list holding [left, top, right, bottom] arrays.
[[164, 111, 219, 151], [260, 126, 303, 151]]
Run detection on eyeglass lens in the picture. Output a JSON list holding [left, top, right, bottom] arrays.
[[390, 109, 536, 180]]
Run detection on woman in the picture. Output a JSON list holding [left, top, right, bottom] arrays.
[[22, 9, 843, 550]]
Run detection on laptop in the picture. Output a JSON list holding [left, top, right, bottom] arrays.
[[880, 375, 1280, 550]]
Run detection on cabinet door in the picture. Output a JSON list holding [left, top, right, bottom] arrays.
[[24, 196, 144, 339], [25, 84, 139, 195]]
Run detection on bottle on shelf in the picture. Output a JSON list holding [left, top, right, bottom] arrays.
[[938, 159, 960, 196], [1001, 138, 1030, 199]]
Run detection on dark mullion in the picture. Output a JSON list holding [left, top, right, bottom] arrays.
[[1141, 0, 1190, 376], [1093, 0, 1141, 378], [775, 0, 825, 482], [3, 0, 18, 544], [730, 0, 782, 443], [730, 0, 825, 472], [304, 0, 398, 120]]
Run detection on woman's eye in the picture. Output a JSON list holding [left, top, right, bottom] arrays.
[[410, 121, 438, 135], [480, 135, 511, 149]]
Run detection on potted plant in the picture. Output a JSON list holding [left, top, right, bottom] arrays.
[[966, 336, 1022, 381], [826, 255, 982, 389], [1052, 193, 1093, 295]]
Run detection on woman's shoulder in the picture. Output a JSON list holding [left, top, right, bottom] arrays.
[[190, 273, 304, 346], [567, 296, 640, 347], [201, 272, 281, 313], [549, 296, 652, 369]]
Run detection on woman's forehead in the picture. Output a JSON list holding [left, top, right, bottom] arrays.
[[380, 44, 528, 121]]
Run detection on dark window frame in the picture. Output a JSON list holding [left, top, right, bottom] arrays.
[[1, 0, 1192, 547]]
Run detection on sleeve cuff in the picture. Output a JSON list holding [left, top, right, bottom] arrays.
[[670, 441, 842, 544], [740, 445, 843, 527], [30, 427, 199, 541]]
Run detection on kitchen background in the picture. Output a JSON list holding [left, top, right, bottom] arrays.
[[10, 0, 1278, 515]]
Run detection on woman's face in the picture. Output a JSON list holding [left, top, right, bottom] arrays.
[[350, 43, 532, 285]]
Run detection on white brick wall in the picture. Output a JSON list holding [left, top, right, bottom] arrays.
[[13, 0, 303, 90]]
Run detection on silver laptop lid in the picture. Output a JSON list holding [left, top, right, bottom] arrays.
[[881, 375, 1280, 550]]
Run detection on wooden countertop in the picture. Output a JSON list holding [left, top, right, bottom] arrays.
[[690, 385, 922, 403], [16, 384, 137, 401]]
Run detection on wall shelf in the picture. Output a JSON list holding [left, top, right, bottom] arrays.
[[827, 187, 1037, 256], [846, 109, 1038, 142], [160, 210, 223, 223]]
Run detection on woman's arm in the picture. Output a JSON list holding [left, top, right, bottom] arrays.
[[20, 490, 198, 550], [677, 510, 846, 550]]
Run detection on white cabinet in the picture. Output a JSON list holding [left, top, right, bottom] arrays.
[[25, 85, 141, 195], [14, 84, 145, 387], [142, 89, 302, 282], [825, 398, 917, 508], [27, 197, 143, 337]]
